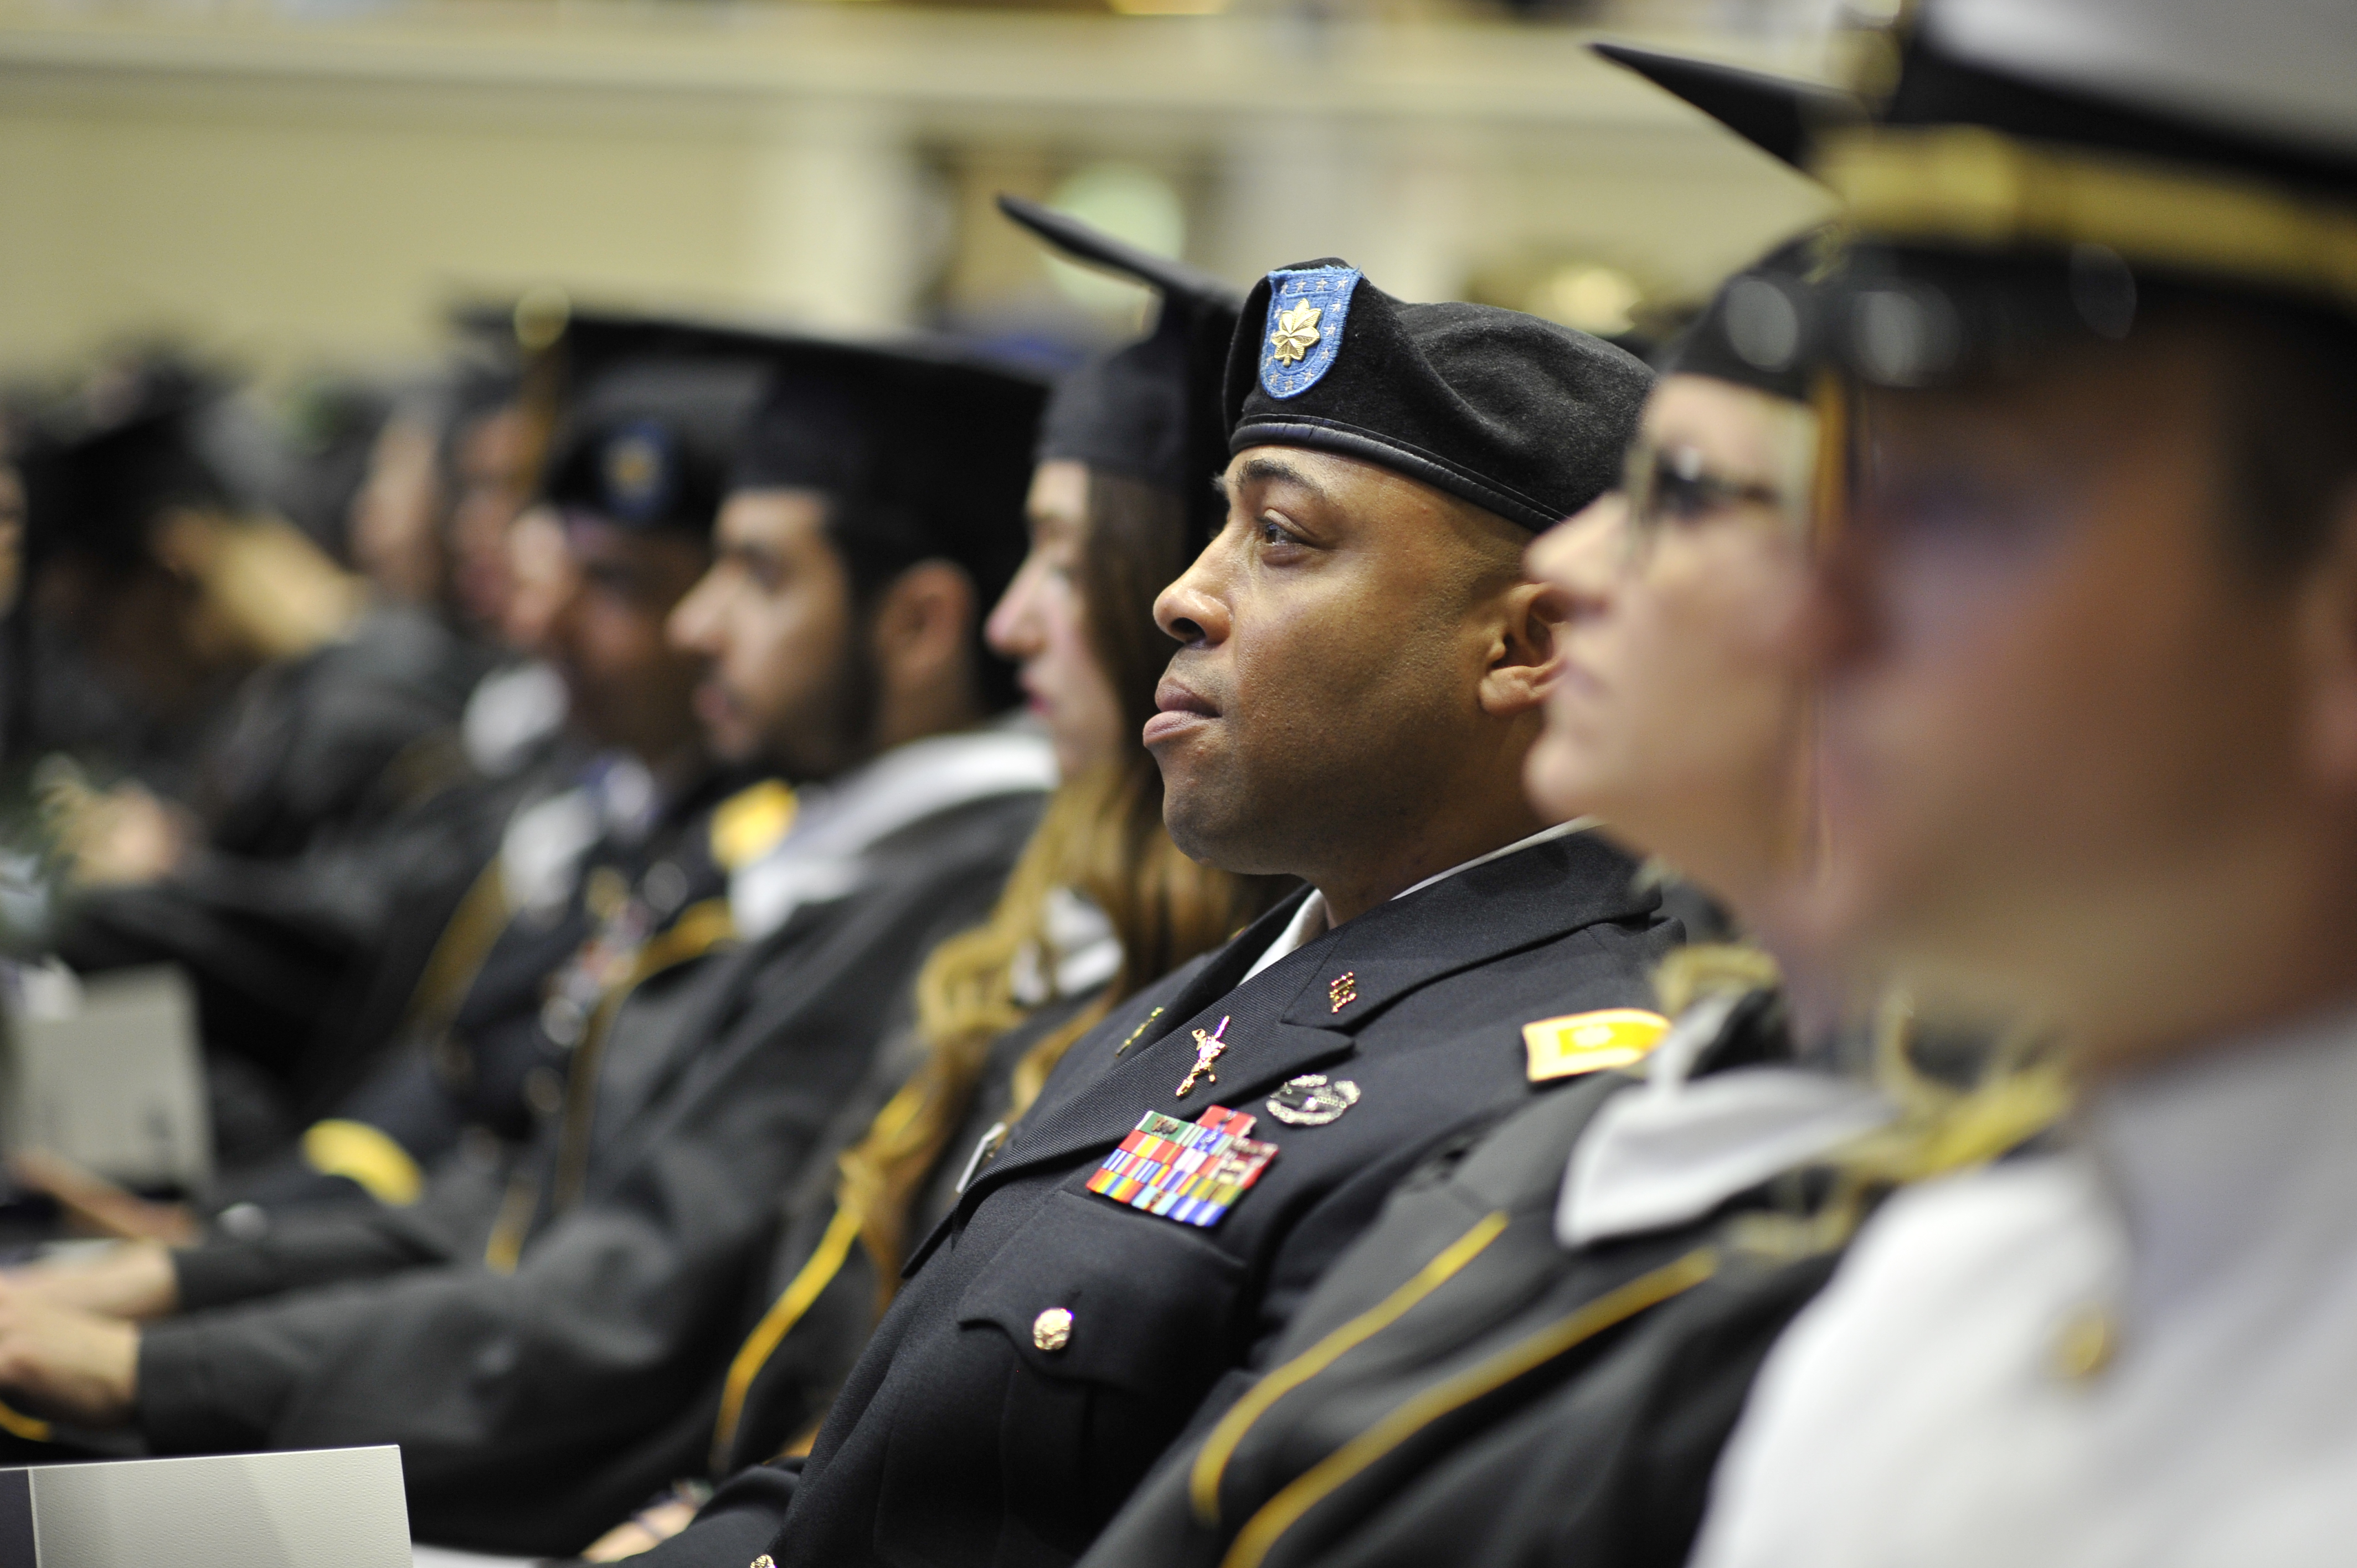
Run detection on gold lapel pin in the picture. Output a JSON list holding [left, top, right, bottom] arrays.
[[1328, 972, 1358, 1013], [1176, 1015, 1231, 1098]]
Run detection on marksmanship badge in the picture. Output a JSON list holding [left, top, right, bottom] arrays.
[[1258, 266, 1363, 399], [1087, 1105, 1278, 1228]]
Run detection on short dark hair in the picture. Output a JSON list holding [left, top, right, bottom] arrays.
[[824, 500, 1018, 718]]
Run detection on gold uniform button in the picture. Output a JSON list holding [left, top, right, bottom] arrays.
[[1032, 1307, 1074, 1352], [751, 1557, 776, 1568]]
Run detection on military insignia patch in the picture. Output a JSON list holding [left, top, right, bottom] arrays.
[[1087, 1105, 1278, 1227], [1258, 266, 1363, 399], [1265, 1073, 1360, 1127], [1522, 1008, 1672, 1082]]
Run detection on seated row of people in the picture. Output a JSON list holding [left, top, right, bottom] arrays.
[[8, 1, 2354, 1560]]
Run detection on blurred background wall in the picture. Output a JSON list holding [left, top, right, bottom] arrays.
[[0, 0, 1842, 381]]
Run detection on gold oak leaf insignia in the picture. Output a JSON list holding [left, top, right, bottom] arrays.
[[1269, 302, 1323, 365]]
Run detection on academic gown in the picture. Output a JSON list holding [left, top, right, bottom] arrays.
[[127, 788, 1045, 1554], [215, 765, 745, 1212], [52, 607, 502, 1120], [646, 828, 1677, 1568]]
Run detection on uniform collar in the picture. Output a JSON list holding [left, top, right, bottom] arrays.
[[1241, 818, 1597, 984], [2091, 999, 2357, 1332]]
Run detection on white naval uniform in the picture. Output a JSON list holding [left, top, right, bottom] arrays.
[[1691, 1004, 2357, 1568]]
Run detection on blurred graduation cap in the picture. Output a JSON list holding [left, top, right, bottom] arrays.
[[537, 314, 780, 541], [533, 306, 1046, 629], [16, 359, 234, 579], [1591, 41, 1862, 171], [1773, 0, 2356, 386], [997, 193, 1244, 540]]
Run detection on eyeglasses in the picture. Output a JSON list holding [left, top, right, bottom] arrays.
[[1620, 431, 1815, 560]]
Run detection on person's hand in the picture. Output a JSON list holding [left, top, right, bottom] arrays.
[[48, 780, 193, 886], [0, 1278, 139, 1428], [580, 1496, 699, 1560], [6, 1241, 179, 1322]]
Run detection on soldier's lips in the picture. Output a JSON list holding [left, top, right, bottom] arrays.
[[1145, 683, 1217, 747]]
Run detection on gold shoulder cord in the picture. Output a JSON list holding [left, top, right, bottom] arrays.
[[707, 1061, 944, 1469], [1189, 1211, 1511, 1526], [482, 897, 736, 1271], [546, 899, 736, 1215], [405, 860, 514, 1046], [0, 1401, 50, 1444], [1217, 1250, 1719, 1568]]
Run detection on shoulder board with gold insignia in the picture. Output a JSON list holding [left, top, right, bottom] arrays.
[[1522, 1008, 1671, 1083]]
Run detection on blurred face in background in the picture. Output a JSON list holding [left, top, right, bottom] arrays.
[[987, 459, 1127, 780], [668, 488, 863, 777], [1795, 318, 2352, 1064], [537, 514, 710, 767], [348, 413, 445, 607], [446, 403, 536, 638], [1526, 374, 1818, 914]]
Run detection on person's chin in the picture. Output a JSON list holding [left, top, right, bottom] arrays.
[[1521, 737, 1599, 824]]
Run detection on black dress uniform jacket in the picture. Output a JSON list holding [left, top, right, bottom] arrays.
[[708, 994, 1098, 1482], [130, 790, 1043, 1555], [1077, 987, 1838, 1568], [648, 829, 1675, 1568]]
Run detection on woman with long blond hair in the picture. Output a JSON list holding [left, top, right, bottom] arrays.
[[580, 205, 1290, 1561]]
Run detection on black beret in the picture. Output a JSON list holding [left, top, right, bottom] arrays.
[[998, 194, 1243, 540], [1659, 233, 1831, 405], [1223, 262, 1654, 533]]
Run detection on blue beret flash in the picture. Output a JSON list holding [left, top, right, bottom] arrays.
[[1257, 266, 1362, 400]]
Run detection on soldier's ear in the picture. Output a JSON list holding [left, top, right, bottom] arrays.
[[1476, 577, 1560, 720], [2294, 481, 2357, 790]]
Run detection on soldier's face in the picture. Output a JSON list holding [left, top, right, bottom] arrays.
[[1149, 445, 1527, 879], [1794, 321, 2344, 1064], [668, 488, 863, 775], [1526, 375, 1816, 914]]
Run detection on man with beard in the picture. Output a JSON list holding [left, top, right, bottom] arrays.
[[0, 326, 1056, 1555]]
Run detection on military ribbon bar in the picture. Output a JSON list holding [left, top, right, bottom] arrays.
[[1086, 1105, 1278, 1229]]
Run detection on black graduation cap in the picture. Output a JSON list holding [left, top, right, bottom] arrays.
[[17, 360, 233, 577], [1223, 262, 1653, 533], [537, 313, 780, 539], [1792, 0, 2357, 386], [726, 323, 1048, 620], [1659, 233, 1833, 406], [1591, 42, 1862, 171], [996, 193, 1244, 540]]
